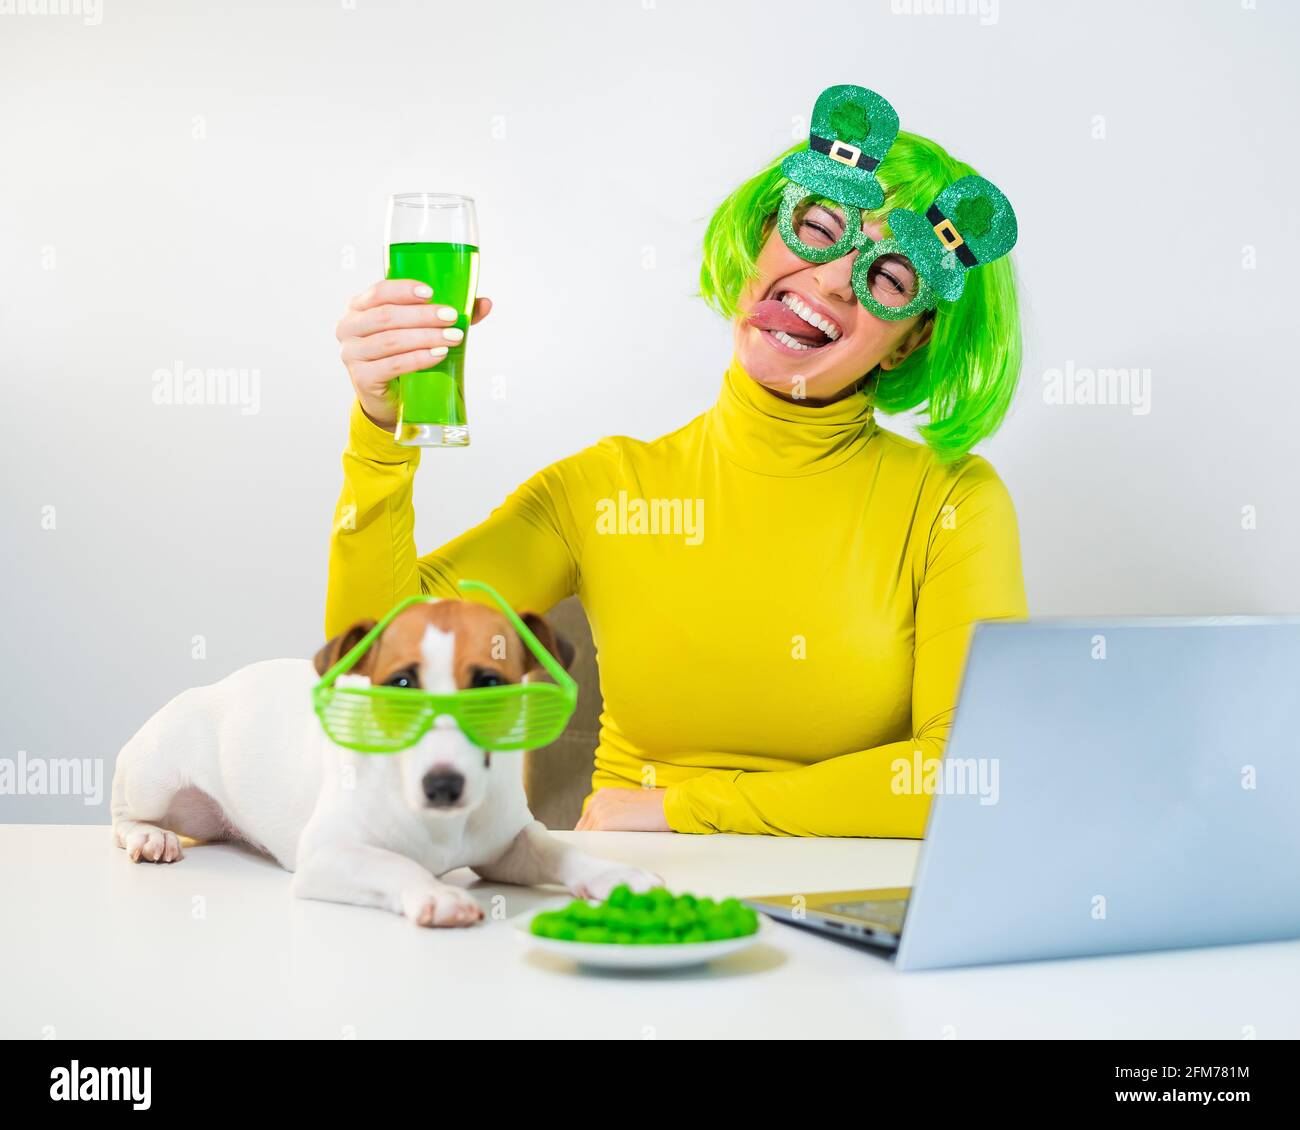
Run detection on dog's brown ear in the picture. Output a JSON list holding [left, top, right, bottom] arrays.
[[313, 619, 378, 677], [520, 612, 576, 673]]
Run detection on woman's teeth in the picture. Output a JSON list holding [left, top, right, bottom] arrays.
[[780, 292, 841, 342], [772, 330, 816, 351]]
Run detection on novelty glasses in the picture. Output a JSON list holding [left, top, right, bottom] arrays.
[[776, 183, 936, 321], [312, 579, 578, 754]]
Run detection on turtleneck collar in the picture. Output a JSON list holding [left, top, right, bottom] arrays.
[[705, 355, 877, 477]]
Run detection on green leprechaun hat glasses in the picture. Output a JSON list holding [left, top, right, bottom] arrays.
[[777, 84, 1018, 321], [312, 579, 578, 755], [885, 175, 1018, 304], [781, 84, 900, 210]]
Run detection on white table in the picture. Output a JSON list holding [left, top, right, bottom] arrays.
[[3, 825, 1296, 1039]]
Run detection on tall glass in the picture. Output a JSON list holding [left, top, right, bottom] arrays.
[[385, 193, 480, 447]]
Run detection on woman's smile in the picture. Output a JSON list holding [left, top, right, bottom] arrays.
[[733, 205, 934, 404], [748, 288, 846, 355]]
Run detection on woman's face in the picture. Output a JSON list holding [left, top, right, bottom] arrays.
[[735, 201, 932, 404]]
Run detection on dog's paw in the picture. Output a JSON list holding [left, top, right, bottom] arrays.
[[570, 866, 663, 901], [401, 887, 484, 928], [117, 823, 184, 864]]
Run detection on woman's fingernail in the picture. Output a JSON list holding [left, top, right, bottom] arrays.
[[436, 306, 458, 321], [429, 346, 449, 361], [442, 327, 464, 343], [414, 284, 433, 298]]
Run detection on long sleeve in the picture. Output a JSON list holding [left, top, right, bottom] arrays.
[[325, 403, 425, 637], [325, 401, 583, 638], [660, 462, 1029, 837], [326, 358, 1030, 842]]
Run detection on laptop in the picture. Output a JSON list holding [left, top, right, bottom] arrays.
[[745, 618, 1300, 971]]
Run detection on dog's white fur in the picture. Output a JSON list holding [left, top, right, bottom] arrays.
[[111, 623, 659, 927]]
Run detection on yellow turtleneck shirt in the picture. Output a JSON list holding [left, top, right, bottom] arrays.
[[325, 357, 1028, 837]]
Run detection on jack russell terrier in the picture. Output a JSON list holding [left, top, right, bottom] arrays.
[[110, 598, 660, 926]]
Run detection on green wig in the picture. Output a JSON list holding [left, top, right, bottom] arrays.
[[699, 131, 1022, 462]]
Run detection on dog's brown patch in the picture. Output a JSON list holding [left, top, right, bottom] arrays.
[[315, 600, 573, 687]]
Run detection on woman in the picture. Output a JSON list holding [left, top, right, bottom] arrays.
[[327, 85, 1027, 838]]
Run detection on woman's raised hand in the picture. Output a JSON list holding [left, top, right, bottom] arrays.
[[335, 279, 492, 429]]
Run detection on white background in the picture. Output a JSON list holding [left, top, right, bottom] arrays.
[[2, 0, 1297, 822]]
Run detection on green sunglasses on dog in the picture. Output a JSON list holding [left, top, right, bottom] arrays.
[[312, 579, 578, 755]]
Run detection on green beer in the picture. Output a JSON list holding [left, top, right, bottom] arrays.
[[385, 193, 479, 447], [387, 241, 480, 440]]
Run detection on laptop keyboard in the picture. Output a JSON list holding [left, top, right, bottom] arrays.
[[824, 899, 907, 931]]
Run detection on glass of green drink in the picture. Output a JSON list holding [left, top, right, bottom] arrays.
[[385, 192, 480, 447]]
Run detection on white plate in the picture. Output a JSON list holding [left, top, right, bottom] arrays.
[[516, 908, 768, 970]]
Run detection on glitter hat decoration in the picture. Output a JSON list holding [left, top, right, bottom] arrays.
[[780, 85, 1019, 309], [780, 84, 900, 210], [885, 175, 1018, 303]]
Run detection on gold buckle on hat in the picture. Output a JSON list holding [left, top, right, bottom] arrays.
[[828, 140, 862, 167], [933, 218, 964, 250]]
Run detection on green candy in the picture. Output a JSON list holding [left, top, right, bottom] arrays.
[[626, 908, 656, 931], [566, 901, 602, 925], [530, 887, 761, 945]]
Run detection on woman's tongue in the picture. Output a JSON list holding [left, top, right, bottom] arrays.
[[747, 298, 829, 347]]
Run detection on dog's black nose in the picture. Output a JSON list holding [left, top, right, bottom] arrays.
[[421, 770, 465, 807]]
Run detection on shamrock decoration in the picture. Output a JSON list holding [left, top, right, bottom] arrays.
[[952, 195, 994, 240], [828, 101, 870, 143]]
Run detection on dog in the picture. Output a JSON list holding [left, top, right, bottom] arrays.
[[110, 598, 661, 927]]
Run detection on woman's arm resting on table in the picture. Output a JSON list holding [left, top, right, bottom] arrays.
[[660, 463, 1029, 838], [576, 788, 671, 832]]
